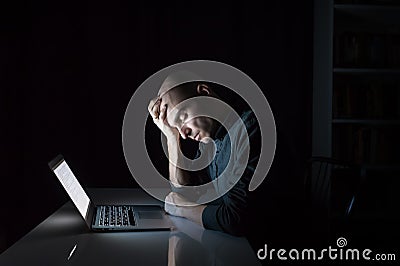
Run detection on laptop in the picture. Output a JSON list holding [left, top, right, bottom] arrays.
[[48, 154, 171, 231]]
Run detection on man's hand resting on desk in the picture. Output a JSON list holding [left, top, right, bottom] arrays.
[[165, 192, 206, 227]]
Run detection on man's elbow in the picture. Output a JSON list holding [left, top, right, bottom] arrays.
[[226, 228, 245, 237], [220, 218, 246, 237]]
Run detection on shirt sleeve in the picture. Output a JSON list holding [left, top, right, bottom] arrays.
[[202, 111, 261, 236], [192, 144, 212, 185]]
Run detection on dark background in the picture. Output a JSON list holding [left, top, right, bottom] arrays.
[[0, 1, 313, 253]]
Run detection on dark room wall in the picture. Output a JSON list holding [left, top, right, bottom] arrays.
[[1, 1, 313, 253]]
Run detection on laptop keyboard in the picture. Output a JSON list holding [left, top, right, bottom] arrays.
[[98, 205, 135, 227]]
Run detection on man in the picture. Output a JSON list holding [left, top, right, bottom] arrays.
[[147, 73, 262, 237]]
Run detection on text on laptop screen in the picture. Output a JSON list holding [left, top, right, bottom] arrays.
[[53, 161, 90, 218]]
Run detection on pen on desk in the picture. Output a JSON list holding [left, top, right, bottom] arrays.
[[67, 244, 77, 261]]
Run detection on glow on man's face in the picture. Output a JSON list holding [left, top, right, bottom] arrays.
[[162, 89, 215, 143]]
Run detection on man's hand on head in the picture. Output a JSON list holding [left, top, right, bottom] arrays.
[[148, 97, 179, 141], [148, 96, 191, 187]]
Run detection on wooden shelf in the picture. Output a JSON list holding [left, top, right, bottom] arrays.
[[335, 4, 400, 11], [332, 119, 400, 125], [334, 4, 400, 32], [334, 68, 400, 75], [361, 164, 400, 171]]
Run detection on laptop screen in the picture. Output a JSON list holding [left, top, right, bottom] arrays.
[[53, 160, 91, 218]]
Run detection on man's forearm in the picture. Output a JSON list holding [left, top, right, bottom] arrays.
[[180, 205, 206, 227], [165, 137, 206, 227], [167, 137, 192, 186], [165, 192, 206, 227]]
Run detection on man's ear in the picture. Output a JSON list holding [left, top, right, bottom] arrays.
[[196, 84, 210, 95]]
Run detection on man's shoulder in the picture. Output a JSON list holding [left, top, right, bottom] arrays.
[[240, 110, 259, 132]]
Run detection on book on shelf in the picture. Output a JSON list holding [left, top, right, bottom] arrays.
[[333, 79, 400, 119], [387, 34, 400, 68], [335, 0, 400, 7], [334, 32, 400, 68], [365, 81, 384, 118], [352, 127, 393, 164], [333, 125, 399, 164]]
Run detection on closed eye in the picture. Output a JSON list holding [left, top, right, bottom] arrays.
[[174, 110, 187, 128], [179, 112, 187, 125]]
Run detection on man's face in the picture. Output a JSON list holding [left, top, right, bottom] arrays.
[[161, 87, 216, 143]]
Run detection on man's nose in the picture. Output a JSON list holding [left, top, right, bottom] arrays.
[[178, 125, 191, 139]]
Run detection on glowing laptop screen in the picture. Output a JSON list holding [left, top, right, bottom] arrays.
[[53, 160, 90, 218]]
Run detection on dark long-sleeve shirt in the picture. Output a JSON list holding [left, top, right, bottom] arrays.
[[198, 110, 262, 236]]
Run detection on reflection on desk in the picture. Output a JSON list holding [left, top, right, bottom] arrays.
[[0, 188, 260, 266], [168, 216, 260, 266]]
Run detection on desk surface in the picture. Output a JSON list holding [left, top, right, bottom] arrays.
[[0, 188, 260, 266]]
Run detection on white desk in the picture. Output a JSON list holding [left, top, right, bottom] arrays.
[[0, 188, 260, 265]]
